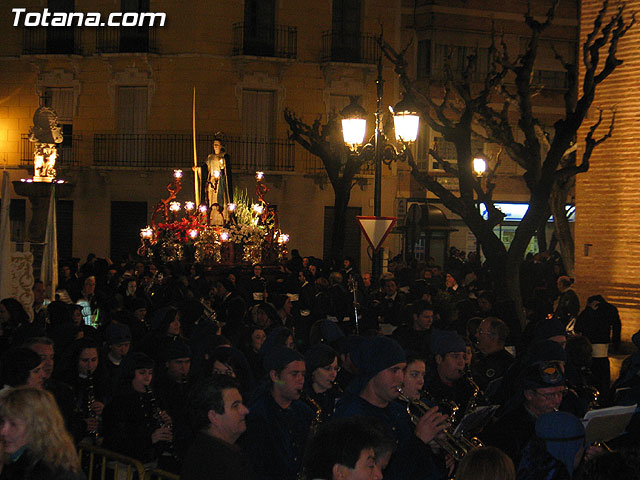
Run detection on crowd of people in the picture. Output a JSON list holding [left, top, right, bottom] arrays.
[[0, 246, 638, 480]]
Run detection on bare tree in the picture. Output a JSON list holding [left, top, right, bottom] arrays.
[[284, 109, 373, 265], [381, 0, 633, 325]]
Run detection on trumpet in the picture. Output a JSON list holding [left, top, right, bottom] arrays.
[[396, 389, 483, 461]]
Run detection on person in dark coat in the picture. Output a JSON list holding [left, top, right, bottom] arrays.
[[181, 375, 256, 480], [240, 346, 314, 480]]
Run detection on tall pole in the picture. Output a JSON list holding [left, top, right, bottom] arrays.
[[372, 57, 384, 280]]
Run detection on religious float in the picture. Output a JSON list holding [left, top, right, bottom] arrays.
[[137, 169, 290, 266]]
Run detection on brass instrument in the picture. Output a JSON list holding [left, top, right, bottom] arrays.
[[397, 389, 483, 461], [462, 368, 482, 418], [302, 392, 323, 435]]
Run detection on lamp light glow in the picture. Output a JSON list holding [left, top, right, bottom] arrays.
[[256, 171, 264, 180], [473, 156, 487, 177], [140, 227, 153, 239], [340, 96, 367, 149], [220, 231, 229, 241], [169, 201, 181, 212], [185, 201, 195, 211], [213, 170, 221, 179], [173, 169, 183, 179], [253, 204, 264, 215], [228, 203, 237, 212], [392, 96, 420, 143], [198, 204, 208, 213], [188, 229, 198, 239]]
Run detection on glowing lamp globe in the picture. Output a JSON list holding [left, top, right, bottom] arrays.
[[228, 203, 237, 212], [340, 97, 367, 149], [256, 171, 264, 180], [253, 204, 264, 215], [392, 97, 419, 143], [198, 204, 208, 214], [220, 231, 229, 241], [169, 201, 181, 212], [473, 156, 487, 177], [185, 201, 195, 211], [188, 229, 198, 239], [173, 169, 183, 179], [213, 170, 221, 179]]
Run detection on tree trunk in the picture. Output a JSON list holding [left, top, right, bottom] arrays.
[[330, 180, 351, 267], [550, 181, 575, 276]]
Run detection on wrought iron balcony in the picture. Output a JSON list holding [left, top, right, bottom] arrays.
[[20, 133, 82, 168], [22, 27, 82, 55], [321, 31, 379, 64], [93, 133, 295, 172], [96, 27, 158, 53], [232, 23, 297, 59]]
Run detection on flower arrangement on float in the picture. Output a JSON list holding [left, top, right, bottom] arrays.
[[138, 169, 290, 265]]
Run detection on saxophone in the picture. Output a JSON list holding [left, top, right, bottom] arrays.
[[302, 392, 323, 435], [463, 368, 482, 418], [145, 385, 177, 461]]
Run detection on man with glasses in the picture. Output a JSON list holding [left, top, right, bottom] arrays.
[[482, 359, 567, 466], [471, 317, 514, 391]]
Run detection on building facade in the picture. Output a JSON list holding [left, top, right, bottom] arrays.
[[0, 1, 579, 280]]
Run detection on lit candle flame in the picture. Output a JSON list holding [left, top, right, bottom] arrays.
[[140, 227, 153, 239], [256, 171, 264, 180], [185, 201, 195, 211], [228, 203, 237, 212], [169, 201, 181, 212], [188, 229, 198, 239], [220, 231, 229, 241], [198, 204, 208, 213]]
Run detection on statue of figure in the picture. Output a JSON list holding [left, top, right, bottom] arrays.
[[29, 106, 63, 182], [193, 135, 233, 212], [28, 106, 63, 144]]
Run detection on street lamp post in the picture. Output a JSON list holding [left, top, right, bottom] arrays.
[[340, 56, 419, 280], [473, 155, 487, 257]]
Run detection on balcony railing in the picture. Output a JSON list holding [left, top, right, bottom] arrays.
[[22, 27, 82, 55], [20, 134, 82, 168], [232, 23, 297, 59], [321, 31, 379, 64], [96, 27, 158, 53], [93, 133, 295, 172]]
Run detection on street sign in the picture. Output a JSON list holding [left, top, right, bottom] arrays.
[[357, 216, 397, 252]]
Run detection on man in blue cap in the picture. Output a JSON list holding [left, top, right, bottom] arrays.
[[425, 329, 477, 413], [241, 345, 313, 480], [482, 354, 567, 467], [334, 336, 448, 480]]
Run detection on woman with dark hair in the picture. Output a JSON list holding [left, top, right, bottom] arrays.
[[58, 339, 109, 443], [206, 345, 255, 397], [139, 306, 184, 363], [240, 325, 267, 379], [0, 347, 47, 389], [0, 386, 84, 479], [302, 344, 342, 424], [102, 352, 176, 471]]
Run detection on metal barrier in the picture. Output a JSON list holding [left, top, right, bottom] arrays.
[[77, 444, 179, 480]]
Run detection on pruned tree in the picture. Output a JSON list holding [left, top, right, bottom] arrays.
[[284, 108, 373, 265], [380, 0, 633, 325]]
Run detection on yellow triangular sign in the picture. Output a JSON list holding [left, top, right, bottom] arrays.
[[357, 216, 397, 252]]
